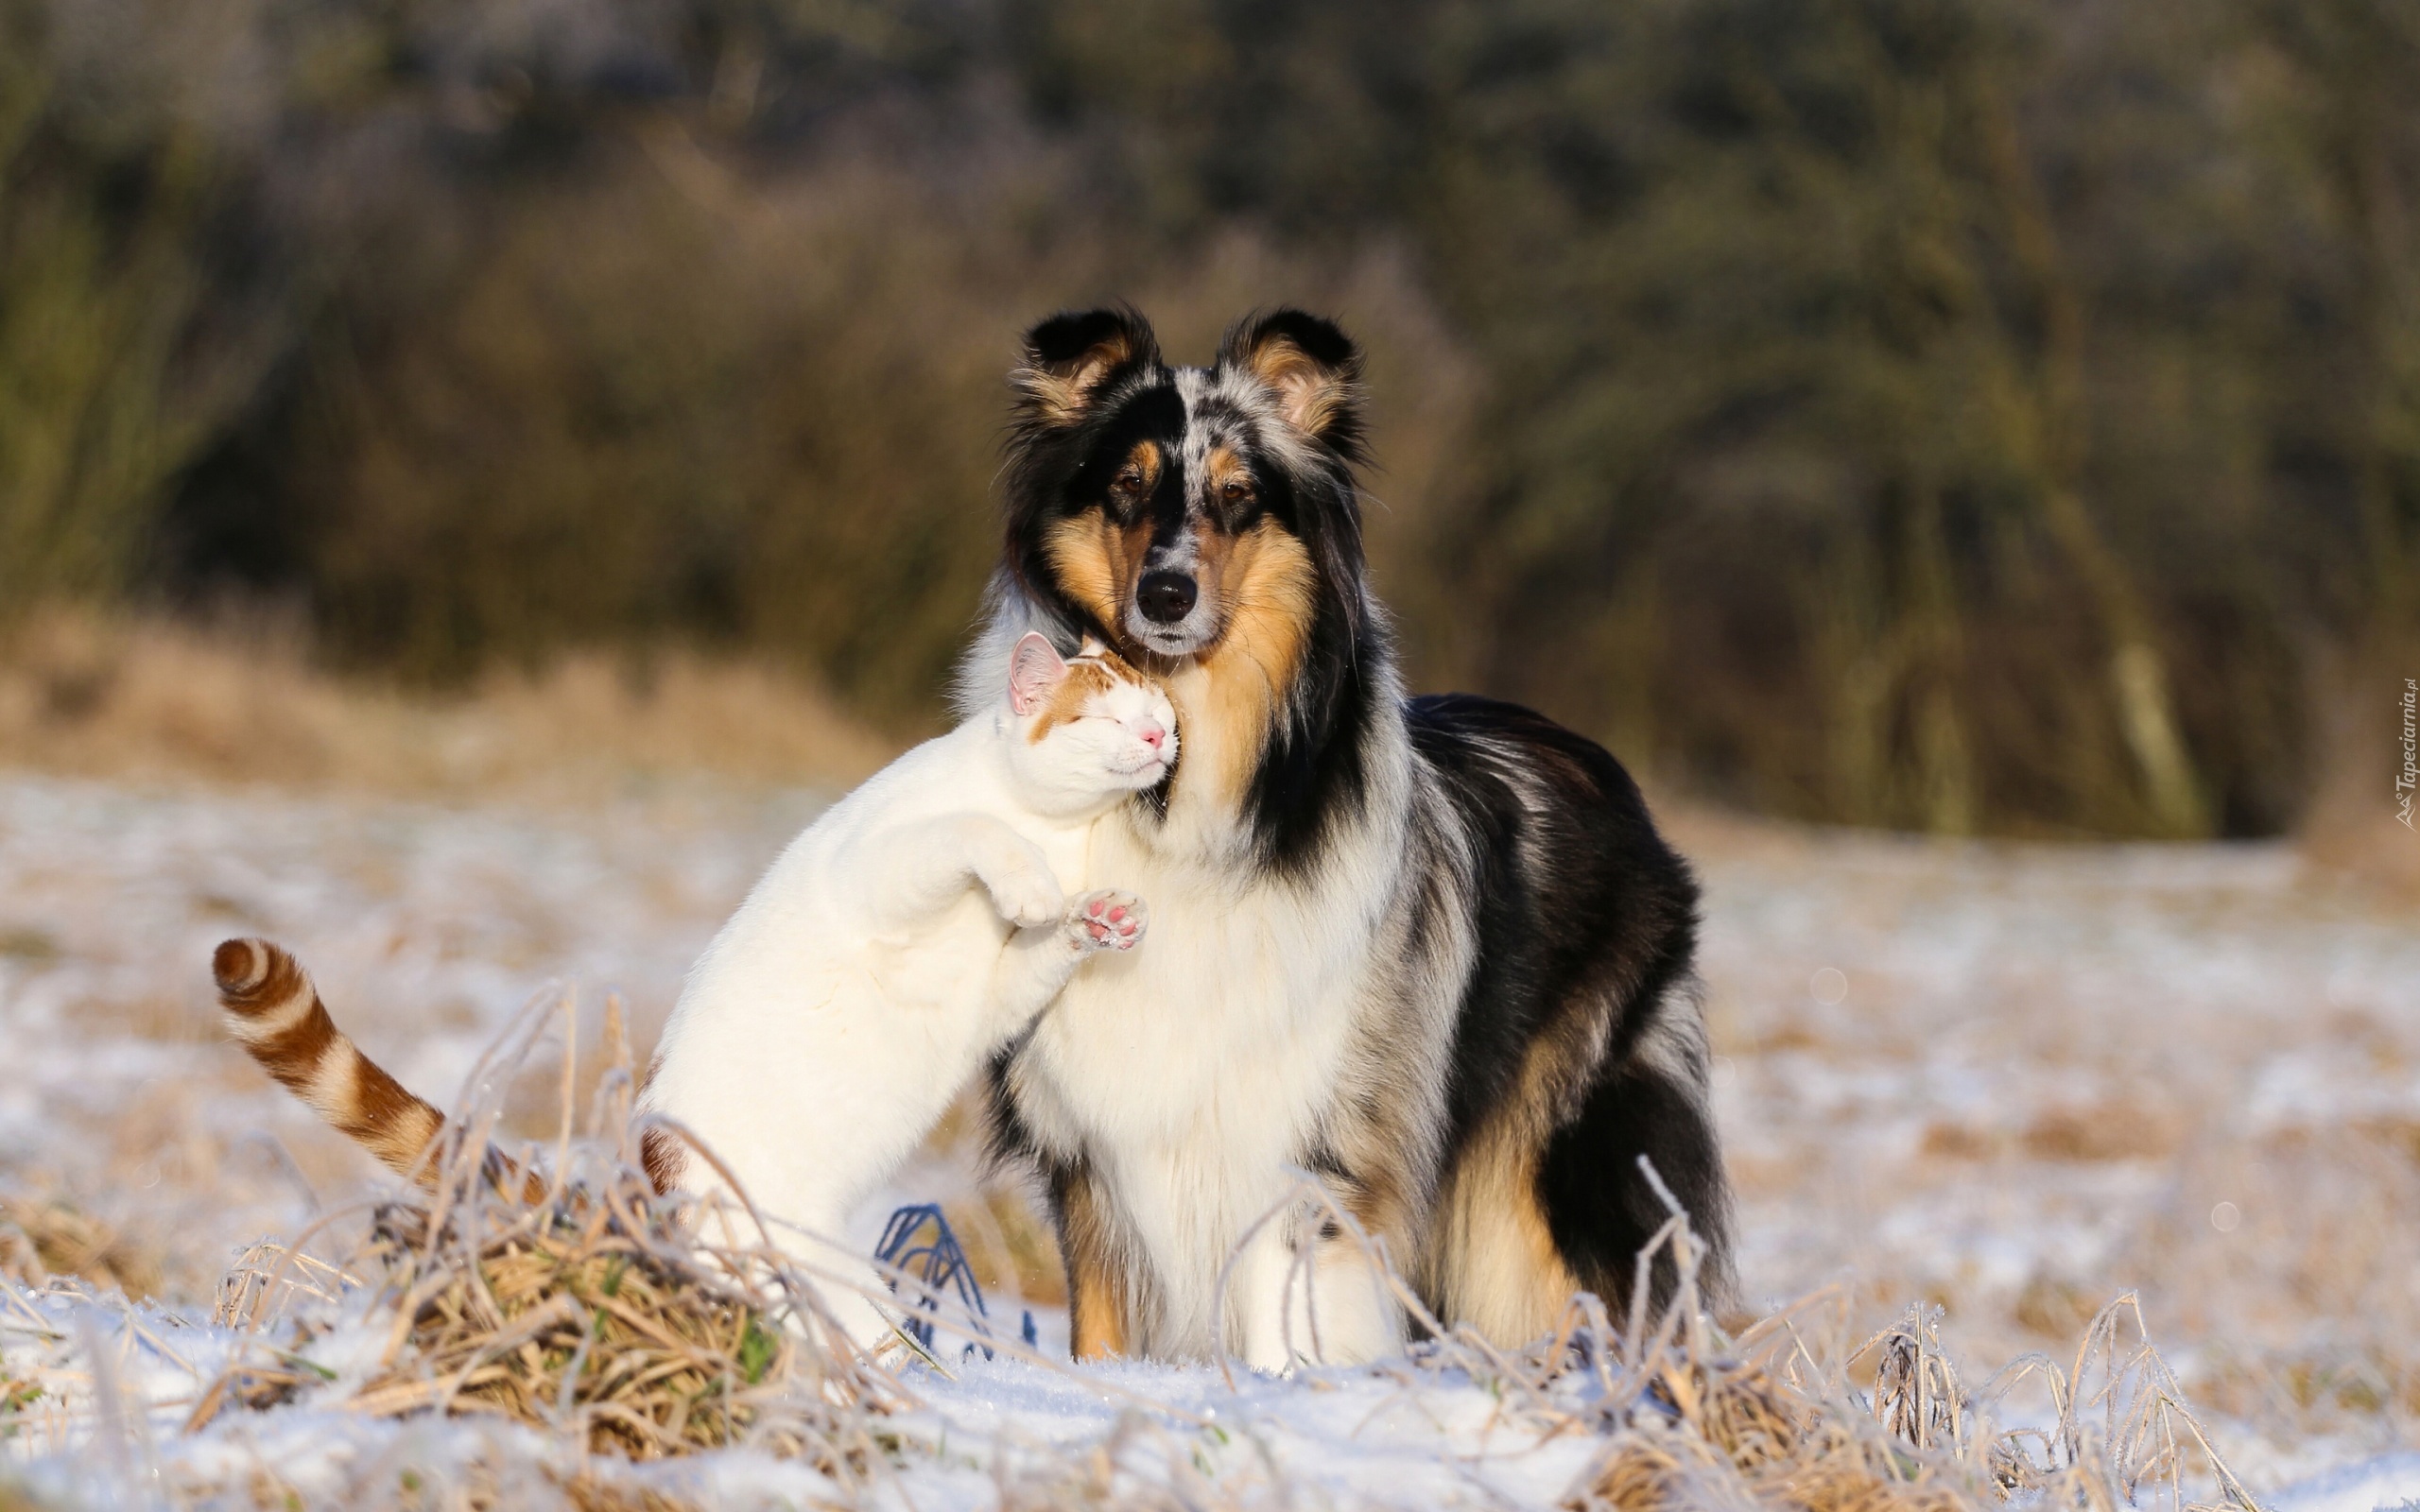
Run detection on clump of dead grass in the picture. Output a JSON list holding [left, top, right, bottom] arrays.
[[1563, 1211, 2259, 1512], [199, 1177, 878, 1464], [1218, 1166, 2267, 1512], [1551, 1287, 2259, 1512], [188, 992, 914, 1484]]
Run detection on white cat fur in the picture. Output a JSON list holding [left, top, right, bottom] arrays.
[[639, 633, 1174, 1346]]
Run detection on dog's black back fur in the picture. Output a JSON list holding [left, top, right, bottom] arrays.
[[1408, 693, 1722, 1303]]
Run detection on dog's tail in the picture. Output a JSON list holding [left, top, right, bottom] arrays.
[[214, 937, 448, 1184]]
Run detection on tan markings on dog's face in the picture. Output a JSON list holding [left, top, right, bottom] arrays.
[[1109, 440, 1162, 510], [1082, 640, 1143, 680], [1166, 518, 1316, 810], [1043, 515, 1132, 634], [1204, 444, 1255, 509], [1027, 659, 1126, 743], [1044, 454, 1162, 644]]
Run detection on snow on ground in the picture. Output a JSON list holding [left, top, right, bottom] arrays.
[[2, 773, 2417, 1505], [0, 1278, 1608, 1511], [1675, 814, 2420, 1489]]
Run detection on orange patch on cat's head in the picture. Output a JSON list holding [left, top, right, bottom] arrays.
[[1028, 643, 1152, 743], [1028, 660, 1127, 743]]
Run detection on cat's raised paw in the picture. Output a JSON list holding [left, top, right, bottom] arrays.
[[986, 868, 1066, 930], [1071, 890, 1147, 953]]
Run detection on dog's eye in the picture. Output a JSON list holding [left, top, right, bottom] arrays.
[[1112, 469, 1144, 497], [1220, 478, 1254, 503]]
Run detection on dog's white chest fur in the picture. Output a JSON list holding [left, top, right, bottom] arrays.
[[1020, 767, 1406, 1357]]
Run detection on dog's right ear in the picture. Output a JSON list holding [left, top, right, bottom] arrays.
[[1013, 307, 1160, 429]]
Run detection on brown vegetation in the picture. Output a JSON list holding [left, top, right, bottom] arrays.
[[192, 995, 909, 1473], [157, 1043, 2267, 1512], [0, 609, 891, 800], [0, 1194, 161, 1301], [2018, 1105, 2177, 1165], [6, 0, 2415, 838]]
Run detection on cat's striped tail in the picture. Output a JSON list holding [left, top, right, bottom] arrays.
[[214, 938, 447, 1184]]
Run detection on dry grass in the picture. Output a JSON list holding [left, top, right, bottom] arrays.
[[0, 607, 893, 801], [0, 989, 2278, 1512], [0, 1196, 161, 1303], [1202, 1169, 2265, 1512], [204, 1188, 869, 1463], [2017, 1104, 2178, 1164], [1553, 1228, 2248, 1512], [190, 995, 910, 1476]]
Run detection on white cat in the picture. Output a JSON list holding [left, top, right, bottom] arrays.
[[636, 632, 1175, 1343]]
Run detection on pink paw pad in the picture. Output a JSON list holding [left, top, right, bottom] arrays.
[[1071, 890, 1147, 952]]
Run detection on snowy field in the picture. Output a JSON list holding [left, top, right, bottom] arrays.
[[1, 771, 2416, 1508]]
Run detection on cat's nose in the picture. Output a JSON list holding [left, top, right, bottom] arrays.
[[1137, 723, 1167, 751], [1137, 571, 1198, 624]]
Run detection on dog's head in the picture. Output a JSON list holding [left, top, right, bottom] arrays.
[[1000, 305, 1370, 664]]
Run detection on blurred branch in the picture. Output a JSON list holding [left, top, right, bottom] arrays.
[[1977, 69, 2209, 837]]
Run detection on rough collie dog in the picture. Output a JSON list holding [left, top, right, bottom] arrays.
[[969, 305, 1733, 1369]]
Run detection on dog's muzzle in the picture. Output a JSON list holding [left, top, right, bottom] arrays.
[[1126, 556, 1219, 656], [1137, 572, 1198, 625]]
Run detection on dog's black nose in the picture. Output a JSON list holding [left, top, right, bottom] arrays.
[[1137, 572, 1199, 625]]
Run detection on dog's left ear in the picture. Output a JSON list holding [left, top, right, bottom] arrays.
[[1219, 309, 1367, 461]]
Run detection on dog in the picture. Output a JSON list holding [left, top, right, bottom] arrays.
[[965, 305, 1733, 1369]]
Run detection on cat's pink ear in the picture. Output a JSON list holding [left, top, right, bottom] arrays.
[[1007, 632, 1069, 715]]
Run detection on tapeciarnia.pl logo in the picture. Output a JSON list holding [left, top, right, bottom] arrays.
[[2399, 677, 2417, 832]]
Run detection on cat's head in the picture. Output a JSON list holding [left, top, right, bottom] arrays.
[[998, 630, 1176, 816]]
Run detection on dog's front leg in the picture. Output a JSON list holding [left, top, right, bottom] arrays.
[[1050, 1162, 1137, 1361], [1233, 1221, 1405, 1373]]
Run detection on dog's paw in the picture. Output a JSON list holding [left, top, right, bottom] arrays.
[[1069, 890, 1147, 953], [986, 868, 1065, 931]]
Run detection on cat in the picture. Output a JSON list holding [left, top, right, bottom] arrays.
[[215, 630, 1174, 1349], [635, 631, 1173, 1336]]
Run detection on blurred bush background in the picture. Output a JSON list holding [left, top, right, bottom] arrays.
[[2, 0, 2414, 839]]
